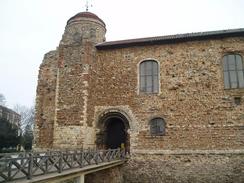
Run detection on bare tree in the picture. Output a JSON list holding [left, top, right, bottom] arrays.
[[0, 93, 6, 106], [13, 104, 35, 132], [13, 104, 35, 150]]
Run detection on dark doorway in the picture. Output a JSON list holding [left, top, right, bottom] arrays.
[[106, 117, 126, 149]]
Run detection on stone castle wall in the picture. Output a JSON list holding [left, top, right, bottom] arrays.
[[34, 12, 244, 182], [122, 151, 244, 183], [91, 37, 244, 151], [90, 37, 244, 182], [35, 14, 105, 149], [85, 166, 123, 183], [35, 36, 244, 151], [34, 50, 58, 148]]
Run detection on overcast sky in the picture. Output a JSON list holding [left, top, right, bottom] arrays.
[[0, 0, 244, 108]]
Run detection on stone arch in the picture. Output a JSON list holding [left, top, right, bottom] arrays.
[[96, 109, 131, 152]]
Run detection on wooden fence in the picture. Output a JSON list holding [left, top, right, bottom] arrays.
[[0, 148, 126, 182]]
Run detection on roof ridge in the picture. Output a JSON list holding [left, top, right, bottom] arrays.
[[96, 28, 244, 49]]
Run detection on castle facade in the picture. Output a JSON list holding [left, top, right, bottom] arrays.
[[35, 11, 244, 182]]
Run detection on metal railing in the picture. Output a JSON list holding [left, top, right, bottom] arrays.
[[0, 148, 126, 182]]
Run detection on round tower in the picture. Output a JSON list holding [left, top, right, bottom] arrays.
[[60, 12, 106, 46], [50, 12, 106, 149]]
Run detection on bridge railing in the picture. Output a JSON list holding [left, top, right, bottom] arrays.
[[0, 148, 126, 182]]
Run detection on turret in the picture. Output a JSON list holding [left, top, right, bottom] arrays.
[[35, 11, 107, 150], [60, 12, 106, 46], [51, 11, 106, 149]]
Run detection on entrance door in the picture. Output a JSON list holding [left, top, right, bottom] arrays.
[[106, 117, 126, 149]]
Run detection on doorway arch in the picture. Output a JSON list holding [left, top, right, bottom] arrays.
[[106, 117, 126, 149], [96, 112, 130, 152]]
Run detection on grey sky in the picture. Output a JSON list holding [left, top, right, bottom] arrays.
[[0, 0, 244, 108]]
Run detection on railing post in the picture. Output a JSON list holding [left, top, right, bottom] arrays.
[[110, 149, 114, 161], [20, 153, 24, 166], [115, 148, 119, 159], [99, 149, 103, 163], [7, 160, 12, 181], [45, 151, 50, 174], [88, 149, 91, 165], [108, 149, 111, 162], [27, 153, 33, 180], [82, 151, 85, 167], [58, 151, 63, 173], [73, 150, 77, 168], [94, 151, 98, 165], [79, 151, 83, 168]]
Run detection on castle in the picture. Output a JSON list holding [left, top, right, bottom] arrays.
[[35, 11, 244, 182]]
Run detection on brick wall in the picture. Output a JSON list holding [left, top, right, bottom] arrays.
[[34, 51, 58, 148], [90, 37, 244, 151], [122, 151, 244, 183], [35, 13, 244, 182]]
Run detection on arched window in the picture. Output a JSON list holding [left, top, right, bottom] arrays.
[[140, 60, 159, 93], [150, 118, 165, 136], [223, 54, 244, 89]]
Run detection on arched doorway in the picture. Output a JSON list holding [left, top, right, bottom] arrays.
[[106, 117, 126, 149], [96, 112, 130, 152]]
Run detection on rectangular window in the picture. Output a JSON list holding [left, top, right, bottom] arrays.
[[140, 60, 159, 93], [150, 118, 165, 136], [223, 54, 244, 89]]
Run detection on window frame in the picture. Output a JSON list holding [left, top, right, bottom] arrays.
[[139, 59, 160, 94], [222, 54, 244, 89], [149, 118, 166, 136]]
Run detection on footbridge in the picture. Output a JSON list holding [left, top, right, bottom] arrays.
[[0, 148, 126, 183]]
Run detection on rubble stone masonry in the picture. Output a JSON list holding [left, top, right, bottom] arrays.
[[93, 37, 244, 151], [35, 12, 244, 182]]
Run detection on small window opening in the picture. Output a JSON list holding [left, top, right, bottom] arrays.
[[150, 118, 166, 136], [234, 97, 241, 105]]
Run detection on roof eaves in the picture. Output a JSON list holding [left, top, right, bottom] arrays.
[[96, 28, 244, 50]]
